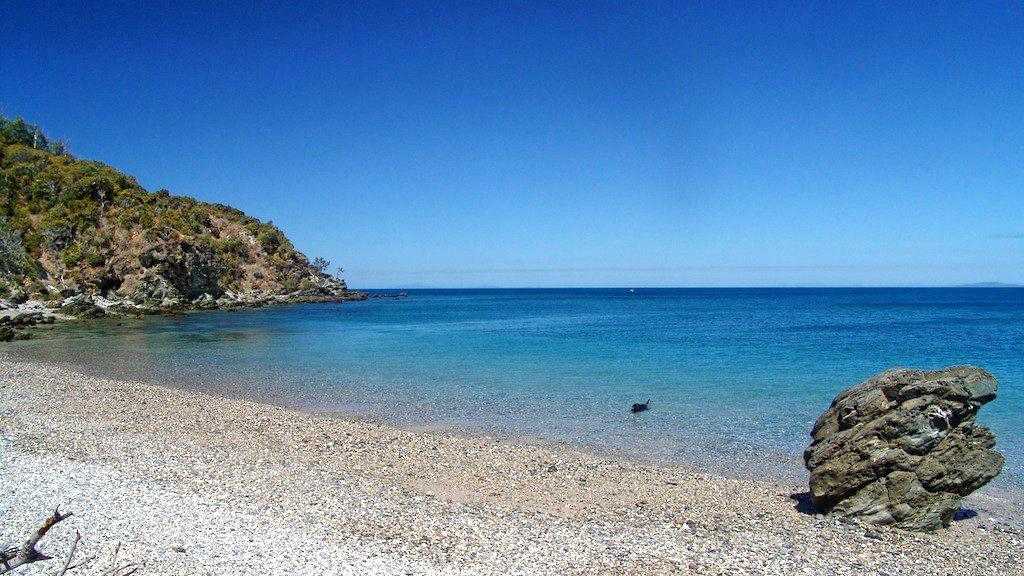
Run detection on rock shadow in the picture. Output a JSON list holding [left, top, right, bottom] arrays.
[[790, 491, 818, 515], [953, 508, 978, 522]]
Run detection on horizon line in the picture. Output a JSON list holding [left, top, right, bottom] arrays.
[[352, 284, 1024, 290]]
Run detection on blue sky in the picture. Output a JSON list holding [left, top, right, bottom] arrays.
[[2, 1, 1022, 287]]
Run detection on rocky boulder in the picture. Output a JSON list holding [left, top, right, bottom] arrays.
[[191, 292, 218, 310], [58, 294, 107, 319], [804, 366, 1003, 531], [0, 323, 31, 341], [106, 300, 151, 316], [4, 310, 52, 327], [137, 242, 222, 302], [8, 288, 28, 304]]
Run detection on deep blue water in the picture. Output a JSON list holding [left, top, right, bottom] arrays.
[[12, 288, 1024, 487]]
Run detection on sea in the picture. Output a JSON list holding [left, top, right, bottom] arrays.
[[10, 288, 1024, 491]]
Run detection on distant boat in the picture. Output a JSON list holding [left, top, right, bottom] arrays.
[[628, 288, 635, 293]]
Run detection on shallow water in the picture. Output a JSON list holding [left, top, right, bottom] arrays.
[[11, 288, 1024, 488]]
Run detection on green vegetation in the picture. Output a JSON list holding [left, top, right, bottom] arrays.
[[0, 218, 31, 279], [0, 114, 341, 299]]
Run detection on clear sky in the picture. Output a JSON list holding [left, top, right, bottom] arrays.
[[2, 1, 1022, 287]]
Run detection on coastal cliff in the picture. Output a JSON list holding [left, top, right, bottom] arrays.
[[0, 115, 362, 324]]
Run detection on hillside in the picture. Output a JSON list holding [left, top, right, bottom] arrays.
[[0, 115, 360, 320]]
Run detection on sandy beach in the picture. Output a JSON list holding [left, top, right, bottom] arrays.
[[1, 355, 1022, 575]]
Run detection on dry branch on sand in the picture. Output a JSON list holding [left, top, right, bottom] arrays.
[[1, 508, 140, 575], [0, 507, 72, 573]]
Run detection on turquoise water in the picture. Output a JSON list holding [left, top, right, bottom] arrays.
[[13, 288, 1024, 487]]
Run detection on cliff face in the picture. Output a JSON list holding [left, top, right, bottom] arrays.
[[0, 116, 357, 311]]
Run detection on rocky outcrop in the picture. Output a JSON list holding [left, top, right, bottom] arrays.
[[0, 308, 50, 340], [58, 294, 106, 319], [804, 367, 1004, 531], [1, 308, 56, 327], [1, 114, 364, 324]]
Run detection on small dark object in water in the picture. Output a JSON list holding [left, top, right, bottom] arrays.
[[630, 399, 651, 414]]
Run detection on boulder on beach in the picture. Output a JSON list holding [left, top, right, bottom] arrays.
[[804, 366, 1003, 531]]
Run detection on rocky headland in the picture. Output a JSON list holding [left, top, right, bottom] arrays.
[[0, 115, 365, 340]]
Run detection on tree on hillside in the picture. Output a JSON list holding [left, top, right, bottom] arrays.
[[0, 117, 34, 146], [0, 115, 69, 155], [311, 256, 330, 273]]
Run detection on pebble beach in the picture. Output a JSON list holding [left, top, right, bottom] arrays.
[[1, 355, 1022, 575]]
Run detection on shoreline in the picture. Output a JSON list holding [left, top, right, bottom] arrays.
[[11, 328, 1024, 494], [10, 327, 813, 486], [0, 289, 369, 342], [1, 355, 1022, 575]]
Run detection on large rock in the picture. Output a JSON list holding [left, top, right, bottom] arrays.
[[58, 294, 106, 319], [8, 288, 28, 304], [137, 242, 222, 302], [6, 310, 50, 326], [192, 292, 218, 310], [804, 367, 1003, 531], [0, 324, 30, 341]]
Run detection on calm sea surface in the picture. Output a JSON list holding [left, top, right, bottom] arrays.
[[11, 288, 1024, 488]]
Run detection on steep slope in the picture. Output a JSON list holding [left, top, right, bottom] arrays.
[[0, 115, 360, 315]]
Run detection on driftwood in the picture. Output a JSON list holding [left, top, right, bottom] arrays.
[[0, 509, 140, 576], [54, 531, 93, 576], [0, 507, 72, 574], [99, 543, 141, 576]]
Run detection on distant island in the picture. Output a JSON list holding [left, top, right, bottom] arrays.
[[955, 282, 1024, 288], [1, 115, 363, 333]]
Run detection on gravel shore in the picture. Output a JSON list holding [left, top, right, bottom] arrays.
[[1, 355, 1022, 575]]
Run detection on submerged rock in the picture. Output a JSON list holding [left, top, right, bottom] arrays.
[[804, 366, 1003, 531]]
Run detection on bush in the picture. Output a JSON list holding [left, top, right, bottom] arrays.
[[257, 227, 283, 254], [138, 207, 155, 229], [0, 117, 35, 147], [86, 251, 106, 267], [0, 220, 30, 277], [214, 236, 246, 256], [61, 244, 84, 267], [281, 275, 299, 293]]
